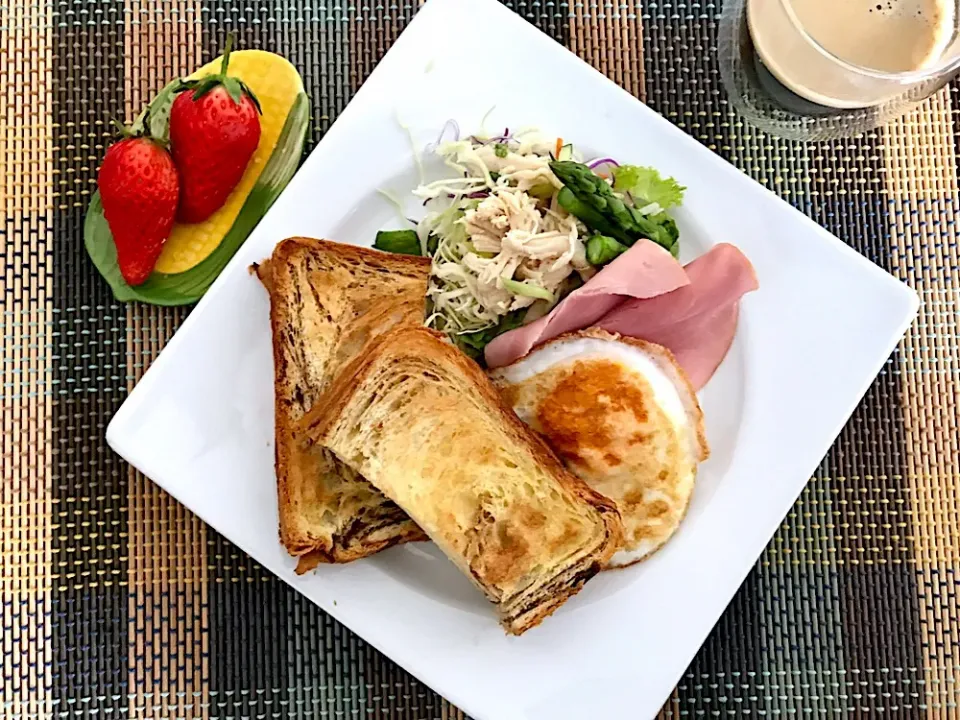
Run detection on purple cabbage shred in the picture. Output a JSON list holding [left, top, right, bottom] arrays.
[[588, 157, 620, 170], [470, 127, 513, 146]]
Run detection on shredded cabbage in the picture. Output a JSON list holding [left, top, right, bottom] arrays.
[[479, 106, 497, 137], [416, 131, 589, 337], [500, 277, 554, 302], [376, 188, 411, 225], [396, 114, 425, 186]]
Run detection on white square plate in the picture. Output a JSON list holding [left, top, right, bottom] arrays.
[[106, 0, 919, 717]]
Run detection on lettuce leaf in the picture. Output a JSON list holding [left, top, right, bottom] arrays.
[[455, 310, 526, 363], [612, 165, 685, 209]]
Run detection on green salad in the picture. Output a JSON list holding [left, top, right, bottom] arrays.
[[375, 127, 685, 359]]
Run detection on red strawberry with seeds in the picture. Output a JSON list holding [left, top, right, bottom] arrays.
[[169, 34, 262, 223], [98, 125, 180, 287]]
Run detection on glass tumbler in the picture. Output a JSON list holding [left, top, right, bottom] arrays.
[[718, 0, 960, 140]]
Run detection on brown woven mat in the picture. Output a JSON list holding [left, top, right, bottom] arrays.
[[3, 0, 959, 717]]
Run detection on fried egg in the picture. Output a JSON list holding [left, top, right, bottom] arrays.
[[489, 329, 708, 567]]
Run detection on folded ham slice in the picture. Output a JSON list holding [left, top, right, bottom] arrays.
[[597, 244, 758, 389], [484, 241, 757, 391], [484, 240, 689, 368]]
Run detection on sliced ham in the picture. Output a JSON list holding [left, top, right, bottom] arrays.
[[485, 241, 757, 391], [484, 240, 689, 368], [596, 243, 758, 389]]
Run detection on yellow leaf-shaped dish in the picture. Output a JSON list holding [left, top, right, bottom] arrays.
[[155, 50, 304, 274]]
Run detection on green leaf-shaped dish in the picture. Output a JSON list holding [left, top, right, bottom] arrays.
[[85, 68, 309, 305]]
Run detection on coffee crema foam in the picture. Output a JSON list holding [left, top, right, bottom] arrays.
[[748, 0, 957, 108], [791, 0, 955, 73]]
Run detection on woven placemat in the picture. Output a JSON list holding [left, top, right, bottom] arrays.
[[3, 1, 959, 718]]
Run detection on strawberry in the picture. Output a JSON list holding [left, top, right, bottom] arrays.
[[169, 34, 262, 223], [98, 129, 180, 287]]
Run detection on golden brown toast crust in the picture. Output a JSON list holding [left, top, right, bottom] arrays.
[[256, 238, 430, 568], [299, 327, 623, 634]]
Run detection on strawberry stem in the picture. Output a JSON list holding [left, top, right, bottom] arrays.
[[173, 31, 262, 114], [112, 118, 133, 137], [220, 32, 235, 75], [111, 101, 169, 147], [111, 112, 147, 140]]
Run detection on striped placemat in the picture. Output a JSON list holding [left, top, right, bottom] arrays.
[[3, 1, 958, 717]]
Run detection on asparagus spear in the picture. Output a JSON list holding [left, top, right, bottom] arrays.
[[551, 160, 679, 255], [375, 229, 422, 256], [586, 234, 629, 266]]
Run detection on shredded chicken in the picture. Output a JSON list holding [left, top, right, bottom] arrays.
[[416, 130, 593, 336], [458, 188, 584, 315], [473, 145, 561, 194]]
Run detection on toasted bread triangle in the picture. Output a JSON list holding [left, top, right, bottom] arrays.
[[256, 237, 429, 570], [301, 327, 623, 633]]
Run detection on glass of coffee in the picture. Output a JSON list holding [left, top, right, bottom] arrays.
[[719, 0, 960, 140]]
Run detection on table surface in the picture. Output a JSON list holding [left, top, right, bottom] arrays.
[[4, 1, 960, 718]]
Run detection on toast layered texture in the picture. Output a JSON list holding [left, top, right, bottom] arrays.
[[302, 327, 623, 634], [256, 237, 430, 571], [490, 329, 708, 567]]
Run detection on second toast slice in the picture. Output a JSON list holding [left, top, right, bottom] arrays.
[[301, 327, 623, 634], [256, 238, 429, 571]]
